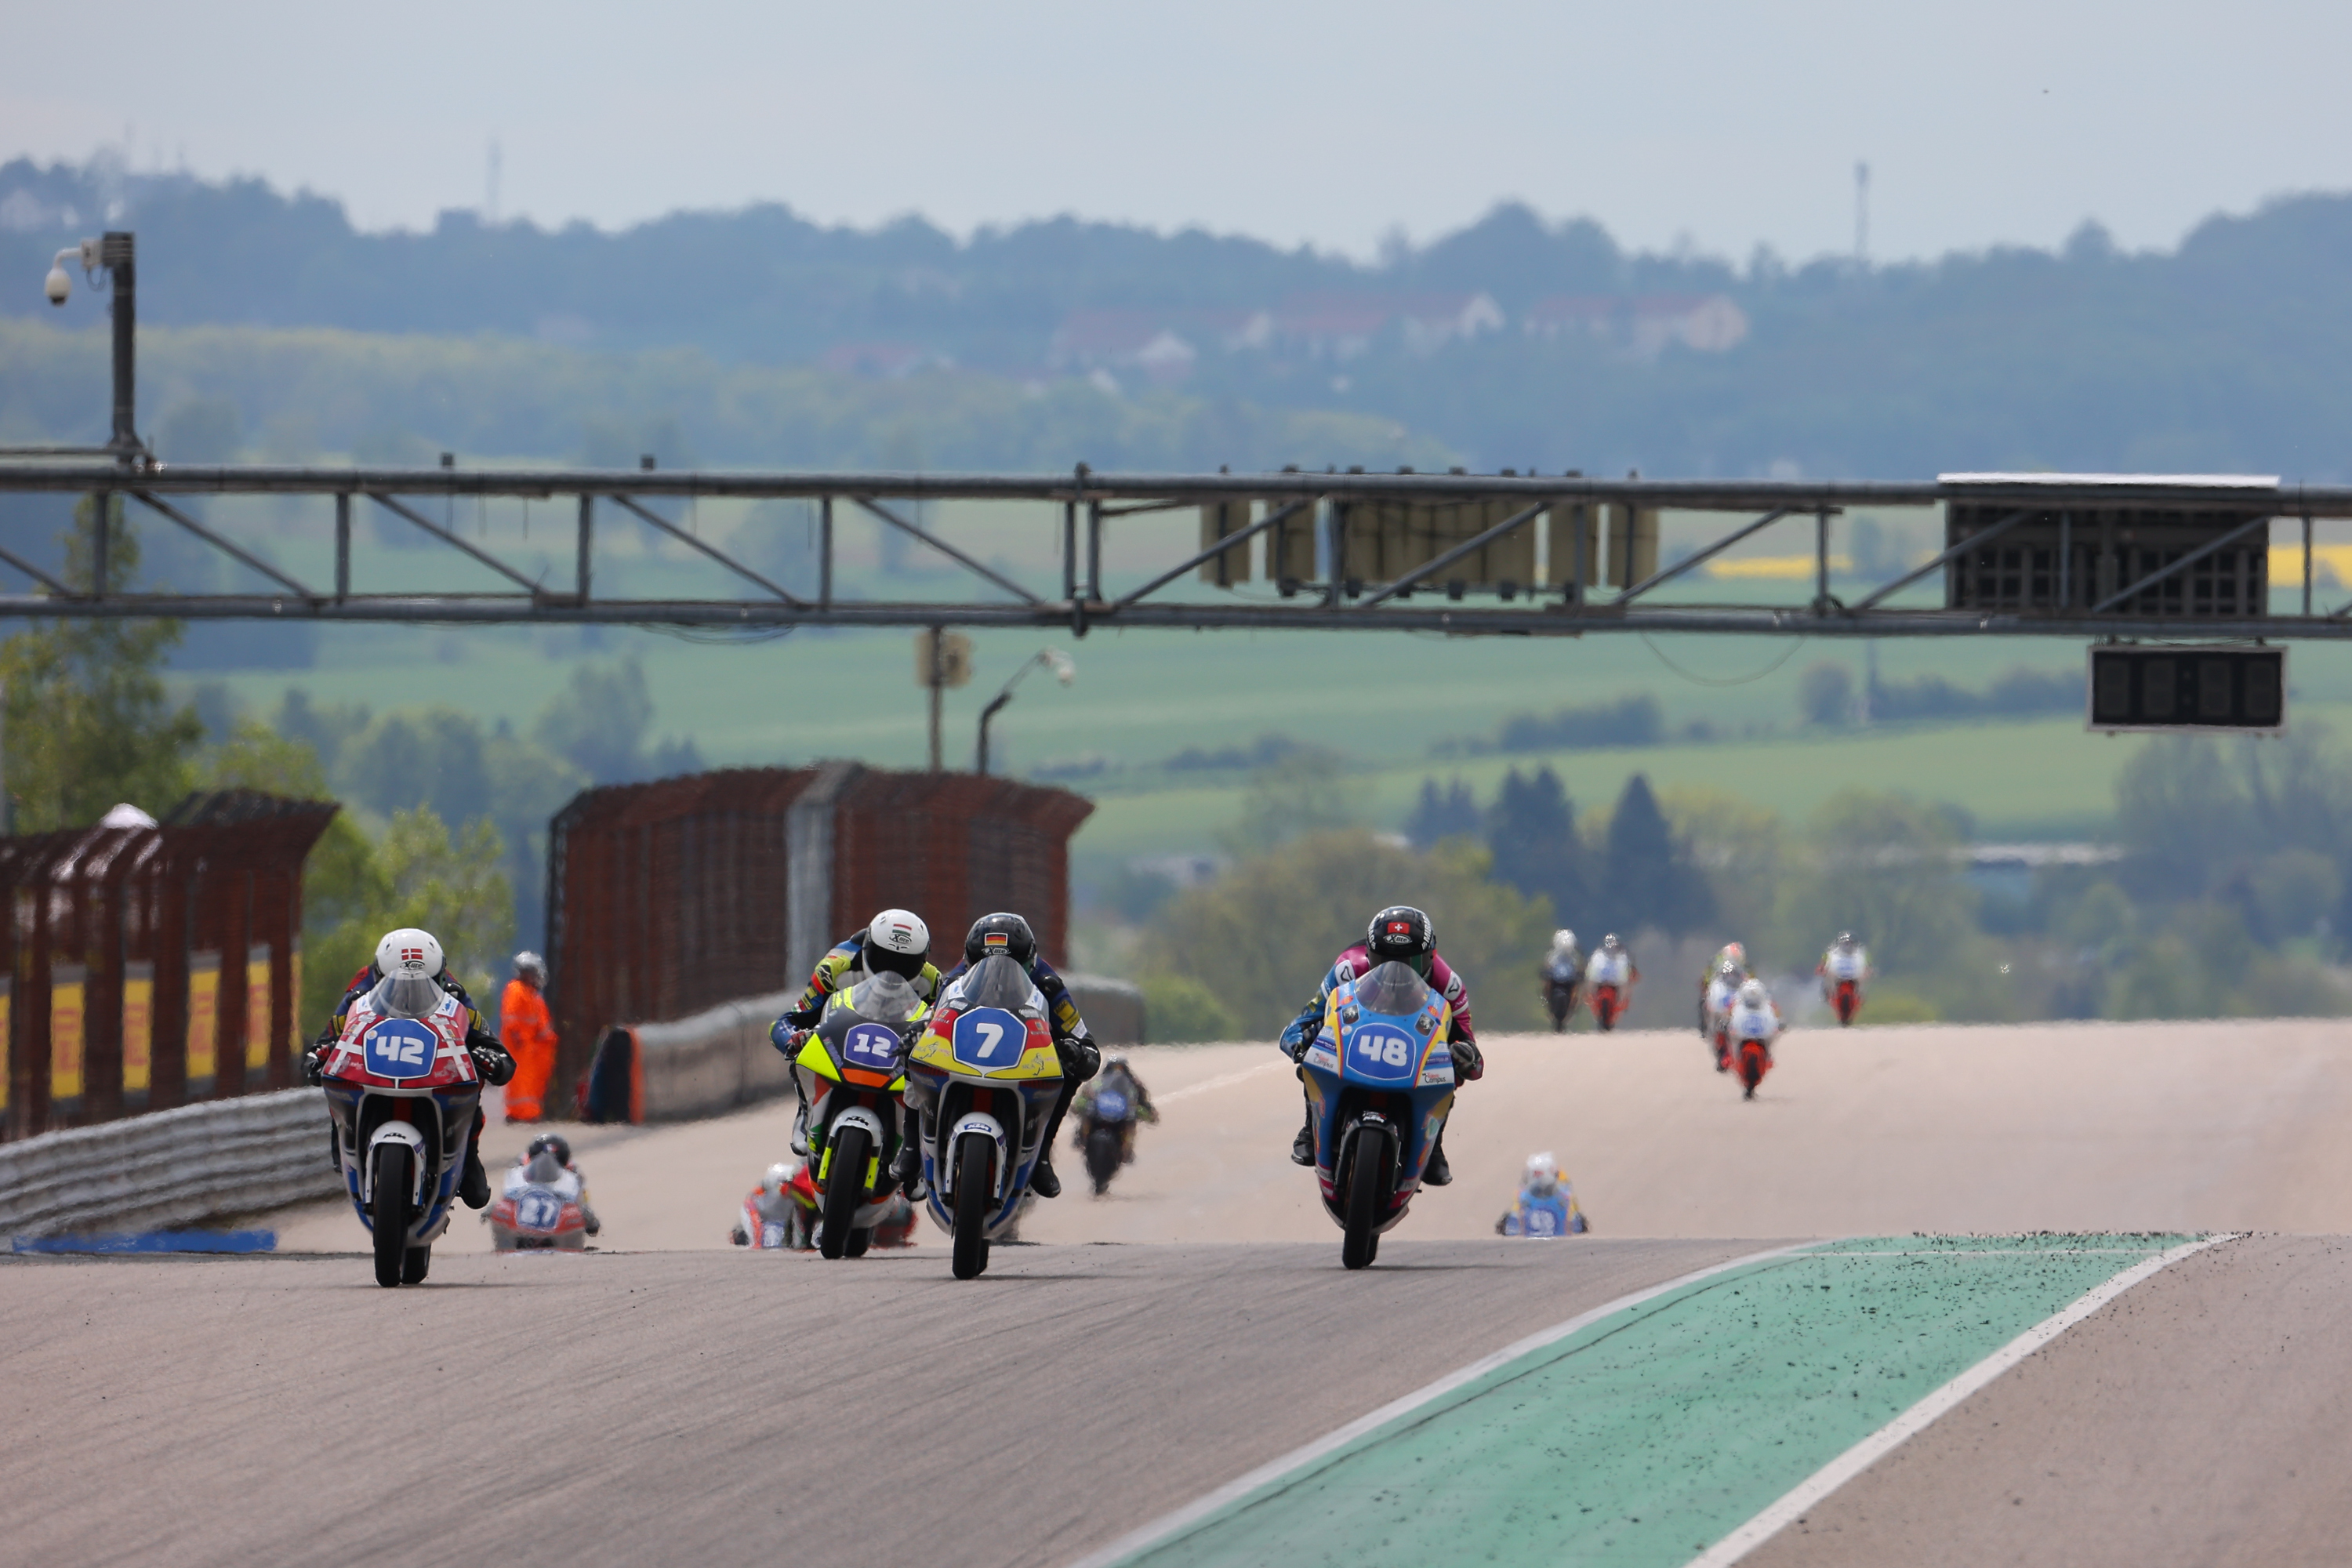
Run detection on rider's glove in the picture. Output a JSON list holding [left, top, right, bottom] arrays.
[[1055, 1036, 1100, 1081], [1450, 1037, 1484, 1082], [300, 1046, 328, 1086], [469, 1039, 516, 1087], [784, 1005, 822, 1030]]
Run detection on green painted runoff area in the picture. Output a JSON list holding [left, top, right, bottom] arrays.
[[1121, 1236, 2186, 1568]]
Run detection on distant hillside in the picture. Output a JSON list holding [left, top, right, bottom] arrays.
[[5, 157, 2350, 478]]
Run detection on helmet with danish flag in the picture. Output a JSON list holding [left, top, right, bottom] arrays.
[[1366, 906, 1436, 976], [376, 927, 445, 982]]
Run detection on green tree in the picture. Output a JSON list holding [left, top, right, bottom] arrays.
[[1218, 746, 1365, 852], [0, 498, 203, 829], [1776, 789, 1976, 978], [1146, 828, 1549, 1035]]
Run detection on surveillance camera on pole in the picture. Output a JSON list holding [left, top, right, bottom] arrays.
[[38, 236, 141, 458]]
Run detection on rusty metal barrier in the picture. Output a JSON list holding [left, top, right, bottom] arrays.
[[546, 765, 1094, 1109], [0, 790, 335, 1142]]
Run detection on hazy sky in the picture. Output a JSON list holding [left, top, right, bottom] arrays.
[[4, 1, 2348, 264]]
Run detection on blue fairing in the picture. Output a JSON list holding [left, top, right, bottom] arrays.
[[917, 1073, 1064, 1238], [1300, 969, 1455, 1201]]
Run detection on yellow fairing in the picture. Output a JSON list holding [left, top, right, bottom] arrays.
[[909, 1022, 1065, 1082], [797, 1036, 843, 1083]]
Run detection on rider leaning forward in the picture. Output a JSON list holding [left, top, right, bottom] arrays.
[[1278, 905, 1482, 1187], [772, 906, 1099, 1202]]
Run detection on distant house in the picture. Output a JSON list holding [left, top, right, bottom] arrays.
[[1523, 292, 1750, 358], [1049, 310, 1200, 384], [1272, 292, 1504, 359]]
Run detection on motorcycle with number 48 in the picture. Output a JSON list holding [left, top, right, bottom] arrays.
[[901, 954, 1066, 1279], [1296, 959, 1457, 1271], [318, 972, 483, 1288]]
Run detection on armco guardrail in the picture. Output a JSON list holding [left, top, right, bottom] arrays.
[[582, 978, 1149, 1125], [0, 1087, 336, 1240]]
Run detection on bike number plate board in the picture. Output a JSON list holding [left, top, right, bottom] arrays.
[[1344, 1021, 1419, 1084], [363, 1018, 439, 1080], [841, 1022, 903, 1072], [952, 1007, 1029, 1070], [516, 1189, 563, 1232], [1095, 1090, 1130, 1120]]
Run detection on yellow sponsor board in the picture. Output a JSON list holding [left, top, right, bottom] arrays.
[[122, 965, 154, 1094], [246, 946, 272, 1074], [50, 969, 86, 1103], [187, 954, 220, 1085]]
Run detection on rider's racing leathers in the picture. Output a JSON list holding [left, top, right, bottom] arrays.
[[782, 931, 946, 1028], [933, 951, 1101, 1196]]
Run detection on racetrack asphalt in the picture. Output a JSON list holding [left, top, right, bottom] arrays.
[[0, 1238, 1767, 1568]]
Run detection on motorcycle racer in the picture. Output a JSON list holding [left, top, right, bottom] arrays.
[[924, 912, 1101, 1199], [1496, 1151, 1588, 1237], [303, 927, 514, 1210], [506, 1131, 601, 1237], [1819, 932, 1871, 992], [1073, 1053, 1159, 1164], [1541, 929, 1584, 1030], [731, 1160, 817, 1249], [779, 909, 940, 1029], [1279, 906, 1480, 1187]]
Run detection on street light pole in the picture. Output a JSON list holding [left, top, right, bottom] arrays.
[[975, 648, 1074, 776], [42, 230, 142, 462]]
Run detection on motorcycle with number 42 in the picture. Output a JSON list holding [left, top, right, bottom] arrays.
[[789, 971, 930, 1260], [1296, 959, 1457, 1271], [901, 953, 1066, 1279], [318, 974, 483, 1288]]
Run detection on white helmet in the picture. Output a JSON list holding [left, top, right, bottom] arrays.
[[1552, 929, 1577, 952], [377, 927, 444, 980], [514, 949, 545, 980], [761, 1161, 794, 1197], [1523, 1152, 1560, 1195], [1737, 978, 1768, 1008], [863, 909, 930, 977]]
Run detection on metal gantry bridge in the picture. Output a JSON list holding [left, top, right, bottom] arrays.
[[0, 459, 2344, 641]]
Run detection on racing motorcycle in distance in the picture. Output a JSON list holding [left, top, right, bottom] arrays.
[[317, 972, 483, 1287], [1073, 1078, 1140, 1197], [789, 971, 929, 1260], [902, 953, 1066, 1280], [1700, 962, 1742, 1073], [1820, 937, 1871, 1026], [487, 1142, 595, 1251], [1585, 944, 1635, 1032], [1725, 982, 1782, 1100], [1295, 958, 1457, 1271], [1541, 949, 1582, 1033]]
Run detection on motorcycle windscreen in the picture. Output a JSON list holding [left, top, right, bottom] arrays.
[[951, 953, 1044, 1016], [524, 1150, 565, 1183], [1354, 960, 1431, 1018], [369, 971, 443, 1020], [845, 970, 923, 1023]]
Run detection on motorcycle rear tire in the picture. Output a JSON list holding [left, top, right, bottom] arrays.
[[402, 1243, 431, 1284], [952, 1136, 991, 1280], [844, 1226, 872, 1258], [819, 1125, 871, 1261], [1086, 1126, 1122, 1195], [1341, 1123, 1388, 1272], [1740, 1047, 1766, 1094], [372, 1145, 410, 1289]]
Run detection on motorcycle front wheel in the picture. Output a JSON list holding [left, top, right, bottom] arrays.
[[1341, 1123, 1388, 1272], [1086, 1126, 1122, 1194], [372, 1145, 411, 1289], [951, 1137, 991, 1280], [844, 1227, 872, 1258], [819, 1125, 872, 1260]]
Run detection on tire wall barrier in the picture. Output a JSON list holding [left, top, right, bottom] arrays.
[[0, 1087, 336, 1240]]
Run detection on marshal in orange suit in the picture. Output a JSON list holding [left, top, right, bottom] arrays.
[[500, 952, 557, 1123]]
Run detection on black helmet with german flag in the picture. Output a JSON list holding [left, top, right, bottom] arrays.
[[964, 912, 1037, 967]]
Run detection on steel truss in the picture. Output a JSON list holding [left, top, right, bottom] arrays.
[[0, 462, 2348, 639]]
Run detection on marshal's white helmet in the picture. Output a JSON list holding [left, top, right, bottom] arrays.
[[1552, 929, 1577, 951], [1523, 1152, 1560, 1195], [513, 950, 545, 980], [1737, 978, 1769, 1009]]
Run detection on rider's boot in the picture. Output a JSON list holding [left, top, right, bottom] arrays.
[[1029, 1079, 1080, 1198], [1423, 1134, 1453, 1187], [891, 1105, 927, 1201], [459, 1109, 491, 1209], [1290, 1105, 1316, 1167], [789, 1091, 811, 1157]]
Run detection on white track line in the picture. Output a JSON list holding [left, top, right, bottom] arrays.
[[1063, 1240, 1824, 1568], [1156, 1060, 1285, 1105], [1684, 1232, 2237, 1568]]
